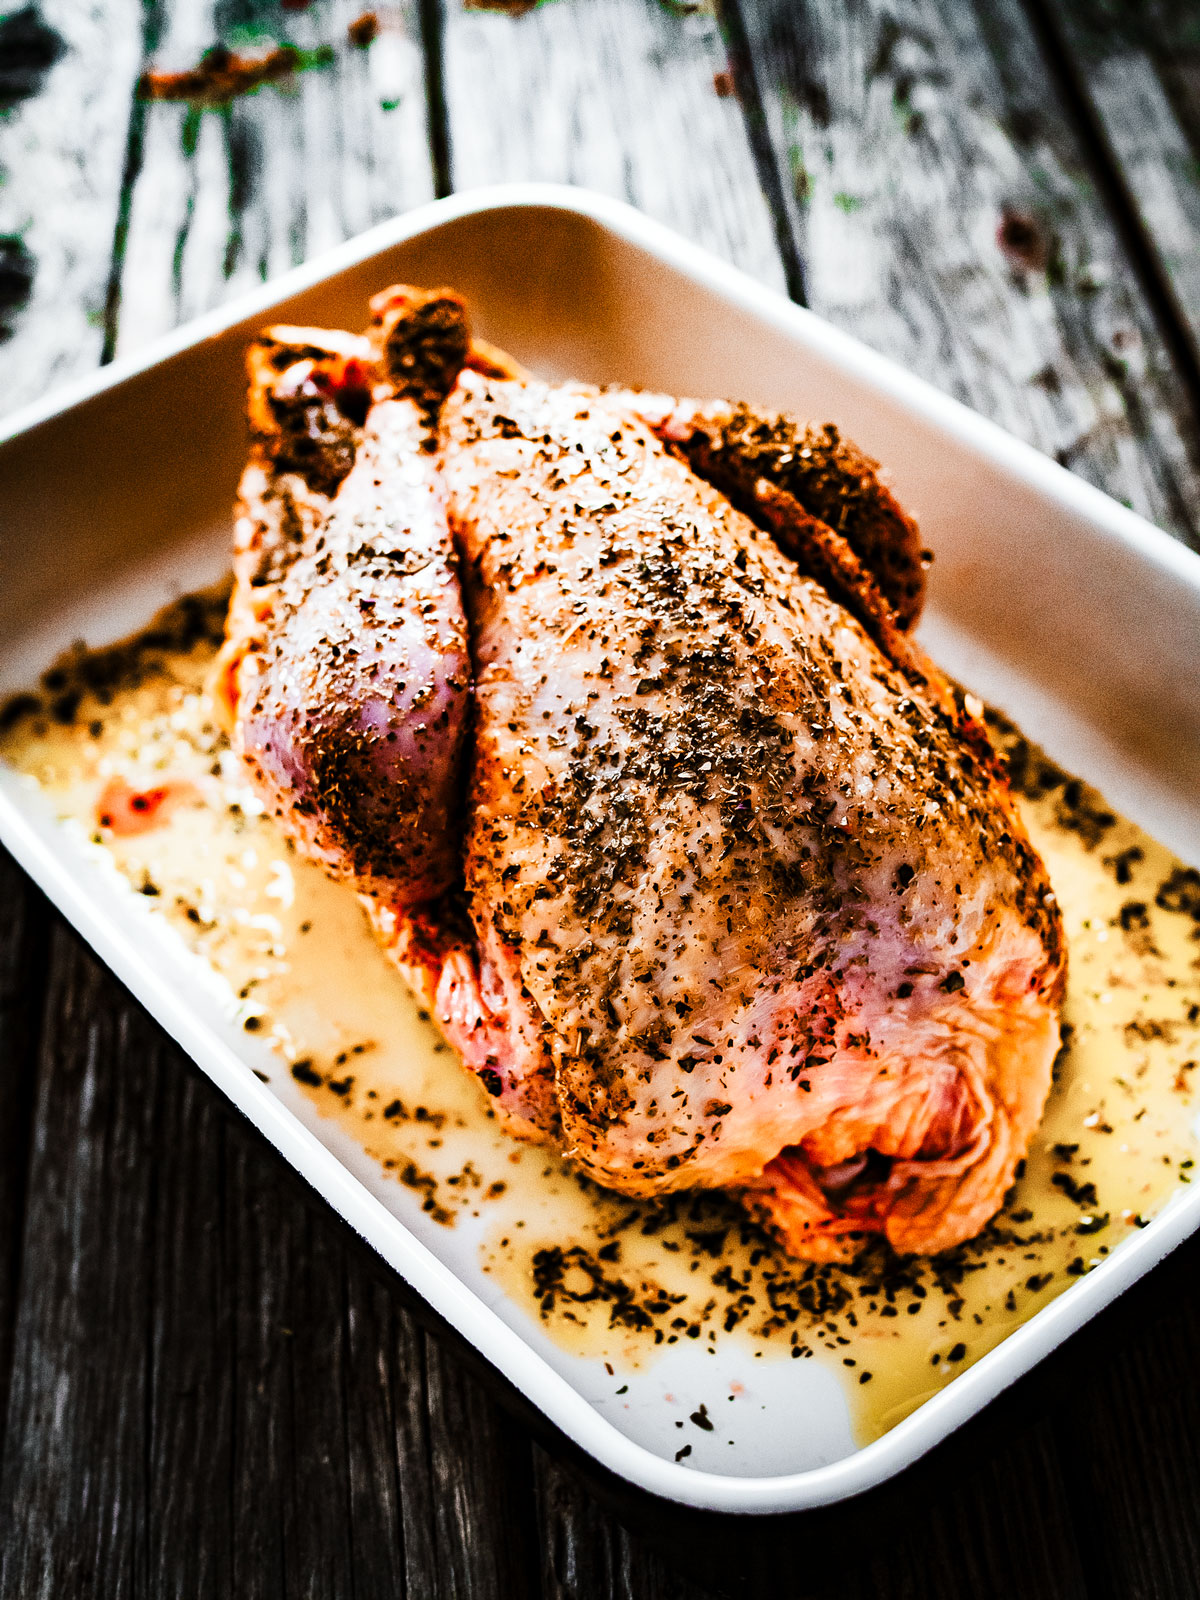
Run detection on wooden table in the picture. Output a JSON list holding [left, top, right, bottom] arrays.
[[3, 2, 1200, 1594]]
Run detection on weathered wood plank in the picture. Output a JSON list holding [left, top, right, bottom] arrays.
[[440, 0, 790, 294], [1039, 1, 1200, 372], [226, 1132, 364, 1600], [731, 0, 1200, 545], [1050, 1239, 1200, 1600], [866, 1423, 1089, 1600], [529, 1406, 1093, 1600], [112, 0, 435, 358], [0, 903, 553, 1598], [343, 1270, 432, 1600], [421, 1329, 540, 1598], [0, 0, 144, 413], [611, 1419, 1089, 1600], [0, 852, 49, 1451], [532, 1447, 716, 1600], [143, 1063, 236, 1600], [0, 923, 159, 1598]]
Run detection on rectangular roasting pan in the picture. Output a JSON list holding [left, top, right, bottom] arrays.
[[2, 187, 1200, 1514]]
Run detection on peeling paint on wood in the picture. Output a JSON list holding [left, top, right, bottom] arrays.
[[112, 0, 435, 359]]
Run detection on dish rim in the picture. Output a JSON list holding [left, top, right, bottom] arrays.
[[3, 182, 1200, 1514]]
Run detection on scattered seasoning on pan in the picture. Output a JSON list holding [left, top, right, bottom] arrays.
[[4, 581, 1199, 1449]]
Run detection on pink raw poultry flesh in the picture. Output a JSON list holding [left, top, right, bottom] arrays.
[[220, 286, 1065, 1262]]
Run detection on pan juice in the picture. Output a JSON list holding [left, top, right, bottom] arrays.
[[3, 587, 1198, 1446]]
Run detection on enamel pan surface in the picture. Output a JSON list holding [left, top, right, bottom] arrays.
[[2, 187, 1199, 1513]]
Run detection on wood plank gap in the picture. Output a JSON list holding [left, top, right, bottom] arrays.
[[219, 1109, 239, 1600], [1017, 0, 1200, 421], [719, 0, 809, 305], [419, 0, 452, 199], [100, 0, 165, 364], [335, 1256, 363, 1600]]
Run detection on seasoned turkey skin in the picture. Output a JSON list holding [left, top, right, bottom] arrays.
[[625, 394, 928, 628], [220, 295, 555, 1134], [218, 286, 519, 717], [215, 323, 377, 717], [234, 397, 471, 903], [441, 371, 1064, 1259], [225, 291, 1066, 1261], [220, 293, 475, 904]]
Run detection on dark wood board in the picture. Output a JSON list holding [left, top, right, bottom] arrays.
[[3, 0, 1200, 1593]]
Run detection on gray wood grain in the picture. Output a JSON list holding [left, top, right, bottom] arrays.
[[731, 0, 1200, 545], [1039, 1, 1200, 369], [440, 0, 788, 293], [0, 923, 159, 1599], [1052, 1278, 1200, 1600], [111, 0, 435, 359], [533, 1446, 713, 1600], [0, 854, 48, 1449], [0, 0, 144, 413]]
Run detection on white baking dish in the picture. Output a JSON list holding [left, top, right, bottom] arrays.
[[2, 186, 1199, 1514]]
